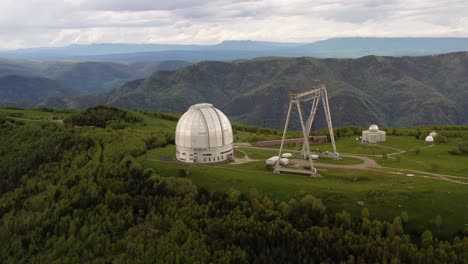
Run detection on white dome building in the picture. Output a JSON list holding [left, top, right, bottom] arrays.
[[425, 135, 434, 144], [175, 103, 234, 163], [362, 124, 386, 144], [369, 124, 379, 132]]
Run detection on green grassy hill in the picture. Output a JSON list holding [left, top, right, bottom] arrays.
[[100, 52, 468, 128]]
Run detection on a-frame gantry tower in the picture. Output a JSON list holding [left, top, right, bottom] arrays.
[[274, 84, 338, 177]]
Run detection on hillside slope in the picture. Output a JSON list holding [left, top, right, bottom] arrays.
[[100, 52, 468, 128], [0, 75, 77, 106], [0, 59, 190, 95]]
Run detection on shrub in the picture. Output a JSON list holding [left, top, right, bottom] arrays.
[[430, 163, 440, 171], [65, 105, 143, 128]]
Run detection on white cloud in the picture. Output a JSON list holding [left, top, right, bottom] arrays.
[[0, 0, 467, 49]]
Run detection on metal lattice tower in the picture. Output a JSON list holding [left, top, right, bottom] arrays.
[[274, 84, 338, 177]]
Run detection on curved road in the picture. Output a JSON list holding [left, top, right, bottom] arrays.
[[291, 154, 379, 169], [318, 154, 380, 169], [235, 145, 468, 185]]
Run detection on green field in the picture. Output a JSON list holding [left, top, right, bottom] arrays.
[[0, 107, 74, 120], [376, 139, 468, 177], [308, 136, 424, 155], [138, 146, 468, 238], [306, 135, 468, 177], [237, 146, 363, 165], [130, 114, 177, 132]]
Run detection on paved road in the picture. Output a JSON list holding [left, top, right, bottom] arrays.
[[288, 153, 379, 170], [316, 154, 380, 169], [231, 149, 258, 164], [236, 145, 468, 185], [235, 145, 378, 169]]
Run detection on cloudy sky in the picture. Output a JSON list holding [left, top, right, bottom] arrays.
[[0, 0, 467, 50]]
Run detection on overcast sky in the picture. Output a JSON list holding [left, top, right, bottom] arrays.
[[0, 0, 467, 50]]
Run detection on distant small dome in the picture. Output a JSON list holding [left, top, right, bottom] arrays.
[[310, 154, 319, 160], [369, 124, 379, 132], [429, 131, 437, 138], [425, 135, 434, 142]]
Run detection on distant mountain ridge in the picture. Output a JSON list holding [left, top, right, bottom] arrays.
[[0, 75, 77, 106], [0, 59, 190, 103], [54, 52, 468, 128], [1, 37, 468, 61]]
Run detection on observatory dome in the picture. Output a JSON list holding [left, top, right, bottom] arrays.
[[362, 124, 386, 144], [175, 103, 233, 163], [425, 135, 434, 142], [369, 124, 379, 132]]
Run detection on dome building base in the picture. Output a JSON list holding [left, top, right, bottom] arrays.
[[176, 144, 234, 163]]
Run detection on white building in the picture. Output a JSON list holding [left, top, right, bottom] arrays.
[[362, 124, 386, 144], [425, 135, 434, 144], [175, 103, 233, 163]]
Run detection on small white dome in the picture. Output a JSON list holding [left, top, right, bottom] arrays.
[[266, 156, 289, 165], [369, 124, 379, 132], [310, 154, 319, 160], [429, 131, 437, 138], [281, 153, 292, 158], [425, 135, 434, 142]]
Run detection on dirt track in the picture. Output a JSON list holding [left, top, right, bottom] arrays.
[[236, 145, 468, 185]]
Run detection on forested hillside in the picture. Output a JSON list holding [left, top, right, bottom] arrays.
[[97, 52, 468, 128], [0, 108, 467, 263], [0, 75, 78, 107], [0, 59, 192, 96]]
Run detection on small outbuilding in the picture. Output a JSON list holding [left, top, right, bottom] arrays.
[[266, 156, 289, 166], [425, 135, 434, 144], [362, 124, 386, 144]]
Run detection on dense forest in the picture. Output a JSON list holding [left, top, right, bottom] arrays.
[[0, 59, 190, 99], [0, 108, 467, 263]]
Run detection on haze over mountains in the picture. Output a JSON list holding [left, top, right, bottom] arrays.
[[1, 37, 468, 61]]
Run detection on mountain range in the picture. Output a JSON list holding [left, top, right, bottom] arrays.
[[0, 59, 190, 101], [1, 38, 468, 61], [41, 52, 468, 129], [0, 75, 78, 107]]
